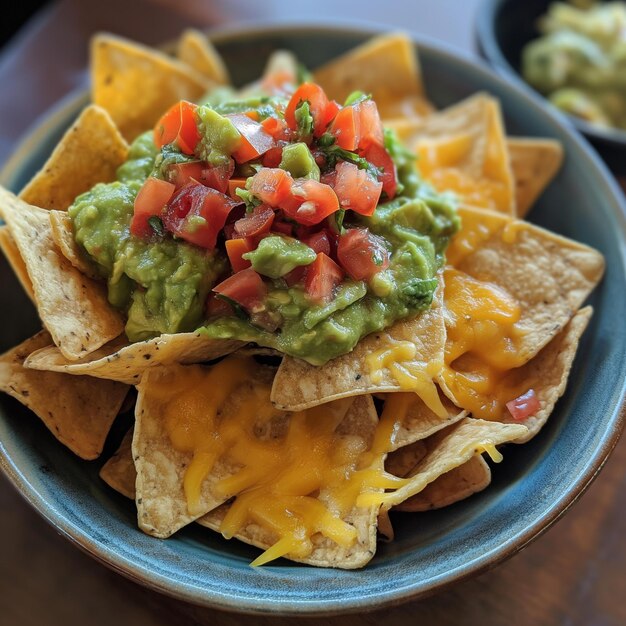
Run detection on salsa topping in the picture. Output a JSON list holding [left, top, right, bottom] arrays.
[[69, 77, 459, 364]]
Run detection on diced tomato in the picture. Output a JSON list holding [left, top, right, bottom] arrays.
[[284, 83, 332, 137], [324, 100, 342, 127], [272, 220, 293, 236], [249, 168, 293, 206], [330, 105, 360, 150], [357, 100, 384, 149], [262, 146, 284, 168], [153, 101, 200, 154], [227, 114, 275, 163], [304, 253, 344, 303], [281, 179, 340, 226], [506, 389, 540, 421], [337, 228, 390, 280], [203, 159, 235, 194], [234, 205, 275, 238], [131, 177, 175, 238], [225, 238, 254, 272], [166, 159, 234, 194], [206, 292, 234, 317], [320, 169, 337, 188], [227, 177, 247, 200], [213, 267, 267, 313], [333, 161, 382, 216], [244, 110, 260, 121], [302, 230, 331, 256], [261, 117, 294, 142], [283, 265, 307, 287], [362, 142, 397, 199], [164, 182, 241, 249]]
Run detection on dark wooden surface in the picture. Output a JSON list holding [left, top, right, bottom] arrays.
[[2, 3, 626, 625]]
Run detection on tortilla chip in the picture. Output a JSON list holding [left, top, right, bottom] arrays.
[[0, 188, 124, 359], [313, 33, 424, 108], [390, 392, 466, 451], [23, 332, 243, 385], [0, 226, 34, 301], [0, 331, 128, 459], [49, 210, 100, 279], [450, 206, 604, 364], [19, 105, 128, 211], [375, 417, 527, 511], [271, 276, 445, 410], [134, 361, 280, 537], [394, 454, 491, 512], [498, 306, 593, 442], [100, 428, 136, 498], [385, 440, 427, 478], [134, 361, 378, 555], [507, 138, 564, 219], [410, 95, 515, 214], [177, 29, 229, 85], [196, 394, 380, 569], [91, 33, 209, 141], [376, 508, 395, 542], [379, 95, 435, 124]]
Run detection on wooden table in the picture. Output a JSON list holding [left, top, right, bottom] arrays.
[[2, 2, 625, 625]]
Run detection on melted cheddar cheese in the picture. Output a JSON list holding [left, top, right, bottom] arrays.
[[416, 101, 514, 213], [161, 355, 410, 566]]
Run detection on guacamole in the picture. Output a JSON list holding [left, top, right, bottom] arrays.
[[69, 78, 458, 364], [522, 1, 626, 131]]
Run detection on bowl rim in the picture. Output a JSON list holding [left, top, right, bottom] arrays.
[[475, 0, 626, 149], [1, 19, 626, 616]]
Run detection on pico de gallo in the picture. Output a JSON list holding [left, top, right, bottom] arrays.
[[69, 72, 459, 365]]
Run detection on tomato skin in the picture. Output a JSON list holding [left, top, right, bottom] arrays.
[[234, 205, 275, 238], [213, 267, 267, 313], [249, 168, 293, 206], [304, 253, 344, 303], [154, 101, 200, 154], [131, 177, 175, 238], [333, 161, 382, 216], [262, 146, 284, 168], [227, 114, 275, 163], [227, 177, 247, 200], [357, 100, 384, 149], [506, 389, 540, 421], [261, 117, 294, 142], [362, 142, 397, 199], [225, 238, 254, 272], [272, 220, 294, 236], [206, 292, 235, 317], [164, 182, 241, 250], [284, 83, 331, 137], [282, 179, 340, 226], [302, 230, 331, 256], [337, 228, 390, 280], [283, 265, 307, 287], [330, 105, 360, 150]]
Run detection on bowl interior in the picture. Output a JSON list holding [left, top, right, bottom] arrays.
[[1, 25, 626, 615], [477, 0, 626, 173]]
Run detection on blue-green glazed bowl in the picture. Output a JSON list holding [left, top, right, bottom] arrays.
[[476, 0, 626, 176], [1, 23, 625, 616]]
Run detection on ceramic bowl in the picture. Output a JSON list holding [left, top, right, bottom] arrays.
[[1, 23, 625, 616], [476, 0, 626, 175]]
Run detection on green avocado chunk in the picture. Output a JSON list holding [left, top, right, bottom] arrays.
[[196, 105, 242, 167], [279, 142, 320, 180], [243, 235, 317, 278]]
